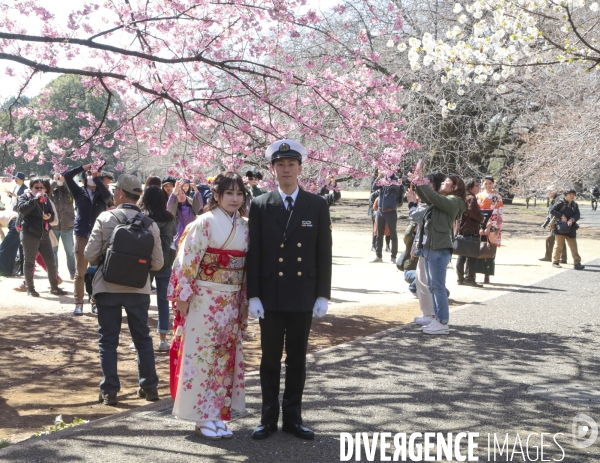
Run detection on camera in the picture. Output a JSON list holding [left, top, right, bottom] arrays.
[[39, 194, 47, 203], [540, 215, 551, 228]]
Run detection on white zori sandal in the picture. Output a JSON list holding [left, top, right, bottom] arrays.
[[214, 420, 233, 439], [195, 421, 221, 440]]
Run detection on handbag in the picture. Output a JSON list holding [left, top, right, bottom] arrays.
[[452, 233, 480, 258], [555, 221, 572, 235], [479, 241, 497, 259]]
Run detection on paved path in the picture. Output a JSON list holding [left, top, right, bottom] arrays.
[[2, 254, 599, 462]]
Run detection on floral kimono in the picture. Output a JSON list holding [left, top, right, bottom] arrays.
[[477, 190, 504, 246], [167, 207, 249, 422]]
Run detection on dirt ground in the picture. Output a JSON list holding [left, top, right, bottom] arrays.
[[1, 192, 600, 442]]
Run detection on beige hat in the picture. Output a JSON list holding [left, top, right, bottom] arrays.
[[115, 174, 143, 195]]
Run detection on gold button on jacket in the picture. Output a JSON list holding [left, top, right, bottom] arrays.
[[279, 272, 283, 276], [279, 258, 283, 262], [297, 257, 302, 262], [297, 271, 302, 276]]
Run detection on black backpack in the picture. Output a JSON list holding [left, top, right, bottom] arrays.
[[101, 210, 156, 288]]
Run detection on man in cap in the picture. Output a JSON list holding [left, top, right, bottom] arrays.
[[4, 172, 27, 211], [84, 174, 163, 406], [247, 139, 332, 440]]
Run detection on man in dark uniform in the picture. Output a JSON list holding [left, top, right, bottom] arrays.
[[247, 139, 332, 441]]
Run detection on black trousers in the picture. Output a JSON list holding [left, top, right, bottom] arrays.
[[456, 255, 477, 282], [259, 311, 313, 426], [376, 210, 398, 259]]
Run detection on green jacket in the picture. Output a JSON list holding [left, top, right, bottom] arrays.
[[415, 184, 466, 250]]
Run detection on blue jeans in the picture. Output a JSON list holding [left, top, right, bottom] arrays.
[[0, 219, 20, 276], [96, 292, 158, 393], [52, 230, 76, 277], [423, 248, 452, 324], [404, 269, 417, 294], [154, 266, 172, 334]]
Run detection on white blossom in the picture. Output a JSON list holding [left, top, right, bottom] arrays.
[[496, 85, 508, 94], [453, 3, 463, 13], [409, 37, 422, 48], [591, 2, 599, 11], [397, 43, 407, 52], [457, 88, 466, 96], [386, 39, 395, 48], [411, 83, 422, 91], [447, 102, 457, 110]]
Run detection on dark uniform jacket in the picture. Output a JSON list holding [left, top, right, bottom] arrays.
[[247, 188, 332, 312], [63, 165, 112, 238]]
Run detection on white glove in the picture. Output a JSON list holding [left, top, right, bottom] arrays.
[[248, 297, 265, 319], [312, 297, 328, 318]]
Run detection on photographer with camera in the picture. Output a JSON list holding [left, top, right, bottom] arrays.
[[539, 191, 567, 263], [550, 188, 584, 270], [17, 178, 67, 297], [64, 162, 112, 315]]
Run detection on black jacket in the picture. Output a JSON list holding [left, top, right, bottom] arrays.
[[17, 191, 55, 236], [63, 166, 112, 237], [247, 189, 332, 312], [550, 199, 580, 238]]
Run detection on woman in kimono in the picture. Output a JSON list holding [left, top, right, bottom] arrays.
[[168, 171, 249, 440], [476, 176, 504, 284]]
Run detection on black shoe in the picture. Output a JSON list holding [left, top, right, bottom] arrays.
[[252, 423, 278, 440], [50, 288, 68, 296], [560, 260, 567, 264], [457, 279, 464, 285], [464, 280, 483, 288], [538, 257, 551, 262], [552, 263, 562, 268], [99, 391, 118, 406], [27, 289, 40, 297], [282, 422, 315, 440], [574, 263, 585, 270], [137, 387, 159, 401]]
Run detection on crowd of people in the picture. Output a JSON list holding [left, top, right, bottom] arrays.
[[370, 166, 589, 336], [0, 139, 332, 443], [0, 149, 592, 439]]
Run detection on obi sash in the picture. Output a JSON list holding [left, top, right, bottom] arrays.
[[196, 246, 246, 285]]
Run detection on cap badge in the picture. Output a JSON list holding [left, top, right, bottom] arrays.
[[279, 143, 290, 152]]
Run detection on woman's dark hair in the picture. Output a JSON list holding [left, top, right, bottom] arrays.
[[564, 188, 577, 195], [145, 175, 162, 189], [448, 175, 467, 201], [141, 186, 174, 223], [465, 178, 477, 192], [483, 175, 495, 184], [29, 178, 44, 190], [206, 171, 247, 216], [41, 178, 53, 196], [255, 171, 263, 181], [427, 172, 446, 192]]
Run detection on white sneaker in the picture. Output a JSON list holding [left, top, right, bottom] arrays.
[[129, 342, 136, 351], [414, 316, 435, 326], [422, 319, 450, 335], [370, 257, 383, 263], [157, 340, 170, 351]]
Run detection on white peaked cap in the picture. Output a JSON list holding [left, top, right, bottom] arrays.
[[265, 139, 308, 164]]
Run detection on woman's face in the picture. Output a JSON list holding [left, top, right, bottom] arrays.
[[176, 190, 187, 203], [163, 183, 174, 196], [470, 184, 480, 195], [217, 187, 244, 214], [439, 178, 455, 195], [182, 183, 190, 193], [482, 178, 494, 192]]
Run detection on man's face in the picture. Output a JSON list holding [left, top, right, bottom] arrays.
[[566, 192, 576, 202], [272, 158, 301, 189]]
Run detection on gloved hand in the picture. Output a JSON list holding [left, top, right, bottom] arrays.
[[248, 297, 265, 319], [312, 297, 328, 318]]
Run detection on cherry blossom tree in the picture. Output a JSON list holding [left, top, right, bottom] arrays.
[[0, 0, 415, 189]]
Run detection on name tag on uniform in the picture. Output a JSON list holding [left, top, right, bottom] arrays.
[[302, 221, 313, 227]]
